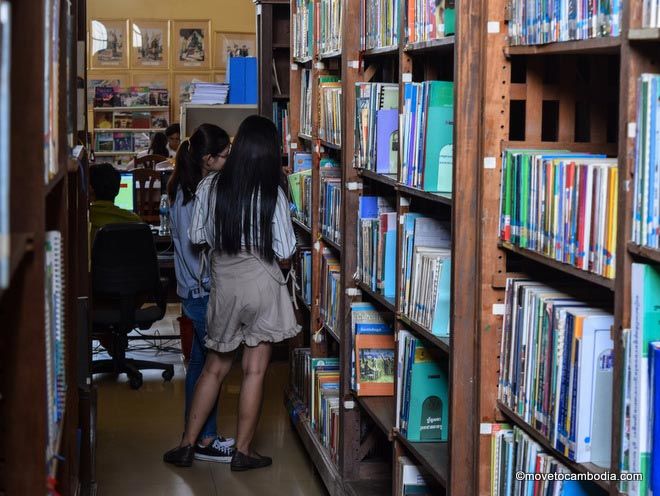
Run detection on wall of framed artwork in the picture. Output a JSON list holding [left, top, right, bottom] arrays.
[[130, 19, 169, 69], [171, 20, 211, 70], [214, 31, 256, 71], [89, 19, 129, 69], [131, 71, 170, 91], [172, 72, 210, 123]]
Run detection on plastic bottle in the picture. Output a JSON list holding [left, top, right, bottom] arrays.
[[159, 194, 170, 236]]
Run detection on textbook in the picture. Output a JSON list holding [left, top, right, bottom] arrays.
[[355, 333, 395, 396], [357, 196, 396, 298], [397, 333, 449, 441], [350, 301, 393, 391]]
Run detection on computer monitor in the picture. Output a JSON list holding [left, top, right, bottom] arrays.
[[115, 173, 135, 212]]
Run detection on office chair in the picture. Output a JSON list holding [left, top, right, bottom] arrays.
[[91, 223, 174, 389], [133, 168, 162, 224]]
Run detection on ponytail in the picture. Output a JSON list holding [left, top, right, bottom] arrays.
[[167, 140, 195, 204]]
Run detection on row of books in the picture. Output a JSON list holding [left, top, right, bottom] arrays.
[[400, 81, 454, 192], [406, 0, 455, 44], [507, 0, 622, 46], [94, 85, 169, 108], [396, 331, 449, 442], [643, 0, 660, 27], [300, 69, 313, 137], [632, 74, 660, 249], [288, 152, 313, 227], [354, 82, 399, 174], [400, 213, 452, 337], [189, 82, 229, 105], [319, 77, 342, 146], [490, 424, 601, 496], [94, 111, 168, 130], [320, 166, 342, 245], [620, 263, 660, 496], [272, 102, 289, 156], [318, 0, 342, 55], [95, 132, 153, 153], [320, 248, 341, 335], [498, 278, 614, 466], [293, 0, 314, 61], [296, 248, 313, 306], [44, 231, 66, 462], [349, 302, 395, 395], [360, 0, 400, 51], [498, 149, 618, 279], [357, 196, 396, 299]]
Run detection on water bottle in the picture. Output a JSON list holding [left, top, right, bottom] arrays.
[[159, 194, 170, 236]]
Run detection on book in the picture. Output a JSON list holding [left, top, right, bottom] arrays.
[[131, 112, 151, 129], [507, 0, 622, 45], [406, 0, 455, 44], [293, 0, 314, 61], [320, 167, 342, 245], [355, 334, 395, 396], [94, 86, 115, 107], [0, 1, 9, 290], [113, 132, 133, 152], [320, 248, 341, 335], [319, 77, 342, 146], [400, 81, 454, 191], [397, 333, 449, 441], [95, 132, 114, 152], [650, 342, 660, 495], [300, 69, 313, 136], [642, 0, 660, 27], [396, 456, 433, 496], [113, 111, 132, 129], [319, 0, 342, 55], [361, 0, 400, 51]]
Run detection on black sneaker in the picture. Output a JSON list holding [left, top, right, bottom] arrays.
[[230, 450, 273, 471], [194, 437, 236, 463], [163, 445, 194, 467]]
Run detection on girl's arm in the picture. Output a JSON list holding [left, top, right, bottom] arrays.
[[272, 187, 297, 259], [188, 175, 213, 246]]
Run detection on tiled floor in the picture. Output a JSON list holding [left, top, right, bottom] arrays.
[[94, 305, 327, 496]]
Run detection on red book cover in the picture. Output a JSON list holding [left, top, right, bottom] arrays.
[[576, 164, 588, 268]]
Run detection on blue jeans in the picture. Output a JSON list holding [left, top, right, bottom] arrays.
[[182, 295, 218, 442]]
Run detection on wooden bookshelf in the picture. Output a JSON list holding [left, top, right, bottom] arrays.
[[1, 0, 87, 494], [352, 395, 395, 440], [393, 434, 449, 488], [354, 281, 396, 312], [397, 315, 450, 355], [504, 36, 621, 55], [627, 241, 660, 264], [292, 216, 312, 234], [403, 36, 455, 53]]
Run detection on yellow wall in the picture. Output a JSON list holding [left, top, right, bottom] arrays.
[[87, 0, 256, 33]]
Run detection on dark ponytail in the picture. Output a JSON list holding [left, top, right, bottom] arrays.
[[166, 123, 230, 205]]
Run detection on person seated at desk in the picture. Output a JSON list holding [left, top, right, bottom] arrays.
[[165, 123, 181, 158], [89, 162, 142, 243], [126, 132, 171, 170]]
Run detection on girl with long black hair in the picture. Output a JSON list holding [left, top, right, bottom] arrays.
[[164, 115, 298, 471], [167, 123, 235, 463]]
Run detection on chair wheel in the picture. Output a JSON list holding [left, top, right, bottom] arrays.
[[129, 375, 143, 389], [162, 368, 174, 382]]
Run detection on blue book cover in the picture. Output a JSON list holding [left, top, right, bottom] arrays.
[[383, 231, 396, 298], [376, 109, 398, 175], [561, 481, 600, 496], [293, 152, 313, 172], [431, 258, 451, 337], [651, 342, 660, 495]]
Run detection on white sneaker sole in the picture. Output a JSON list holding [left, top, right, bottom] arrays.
[[194, 453, 233, 463]]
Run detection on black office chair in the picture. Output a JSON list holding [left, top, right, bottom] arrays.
[[91, 223, 174, 389]]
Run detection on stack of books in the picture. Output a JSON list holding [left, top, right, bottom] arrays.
[[400, 81, 454, 192], [406, 0, 455, 44], [490, 424, 601, 495], [400, 213, 451, 337], [319, 0, 342, 55], [319, 76, 342, 146], [499, 149, 619, 279], [350, 302, 395, 396], [357, 196, 396, 299], [320, 248, 341, 335], [361, 0, 400, 51], [189, 82, 229, 104], [507, 0, 622, 45], [621, 263, 660, 495], [396, 331, 449, 441], [498, 278, 614, 466], [632, 74, 660, 249], [320, 166, 342, 245], [354, 82, 399, 174]]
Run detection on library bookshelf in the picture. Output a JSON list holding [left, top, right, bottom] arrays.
[[283, 0, 657, 495], [285, 0, 481, 494], [0, 0, 88, 495]]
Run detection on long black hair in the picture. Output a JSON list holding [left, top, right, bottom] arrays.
[[148, 132, 169, 157], [167, 123, 229, 205], [213, 115, 282, 262]]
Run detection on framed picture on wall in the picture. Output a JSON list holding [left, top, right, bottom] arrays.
[[87, 73, 130, 107], [131, 71, 169, 90], [214, 31, 256, 71], [130, 19, 169, 69], [171, 20, 210, 70], [89, 19, 129, 69], [172, 73, 210, 123]]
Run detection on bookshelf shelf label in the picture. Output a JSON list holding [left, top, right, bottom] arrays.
[[402, 73, 413, 83], [480, 423, 493, 435], [483, 156, 497, 169], [291, 64, 299, 71], [627, 122, 637, 138], [492, 303, 505, 315], [487, 21, 501, 33]]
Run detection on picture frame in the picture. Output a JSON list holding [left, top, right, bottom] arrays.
[[130, 19, 169, 69], [172, 72, 210, 123], [89, 19, 129, 69], [171, 20, 210, 70], [214, 31, 256, 71]]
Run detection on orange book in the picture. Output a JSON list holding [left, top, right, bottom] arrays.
[[354, 334, 395, 396]]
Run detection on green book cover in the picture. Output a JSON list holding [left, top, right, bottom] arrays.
[[406, 342, 449, 442], [422, 81, 454, 193], [287, 170, 312, 212]]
